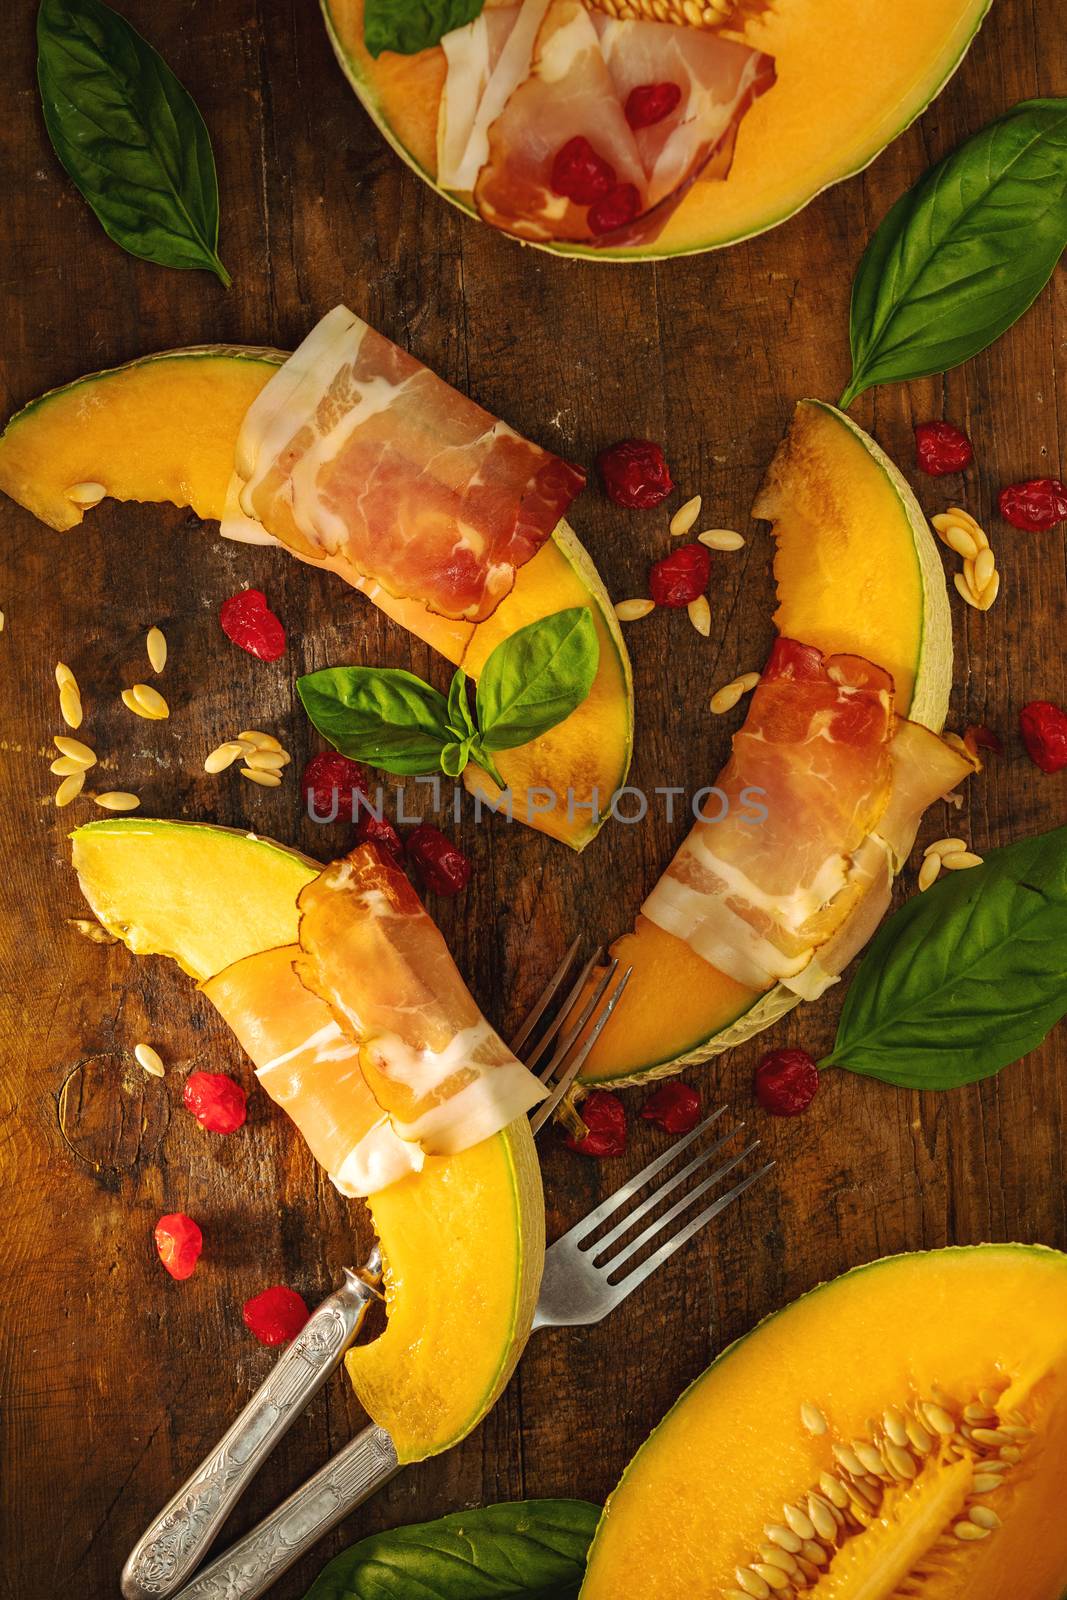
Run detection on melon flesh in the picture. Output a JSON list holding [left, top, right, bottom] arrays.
[[579, 400, 953, 1084], [0, 348, 632, 851], [581, 1245, 1067, 1600], [70, 819, 545, 1461], [322, 0, 993, 260]]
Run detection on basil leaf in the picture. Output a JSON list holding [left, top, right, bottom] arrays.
[[364, 0, 485, 57], [469, 740, 507, 791], [476, 608, 600, 753], [298, 667, 451, 776], [447, 667, 477, 740], [37, 0, 230, 284], [441, 737, 472, 778], [823, 826, 1067, 1088], [302, 1499, 600, 1600], [841, 99, 1067, 407]]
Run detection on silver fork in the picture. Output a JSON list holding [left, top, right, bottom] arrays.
[[122, 949, 771, 1600]]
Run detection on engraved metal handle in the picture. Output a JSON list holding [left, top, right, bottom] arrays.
[[121, 1259, 383, 1600], [170, 1425, 400, 1600]]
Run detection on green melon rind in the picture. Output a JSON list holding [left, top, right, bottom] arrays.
[[580, 1243, 1067, 1595], [320, 0, 993, 263], [581, 400, 954, 1085]]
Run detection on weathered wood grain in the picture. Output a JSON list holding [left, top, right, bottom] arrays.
[[1, 0, 1064, 1594]]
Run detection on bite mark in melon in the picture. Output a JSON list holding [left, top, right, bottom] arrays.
[[0, 348, 632, 851], [580, 400, 955, 1084], [322, 0, 993, 260], [70, 818, 544, 1461], [581, 1245, 1067, 1600]]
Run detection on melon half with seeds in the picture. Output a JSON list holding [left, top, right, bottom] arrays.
[[70, 818, 544, 1462], [322, 0, 993, 259], [579, 399, 956, 1084], [581, 1245, 1067, 1600], [0, 347, 632, 851]]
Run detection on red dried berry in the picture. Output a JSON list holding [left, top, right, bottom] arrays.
[[641, 1080, 702, 1134], [914, 421, 973, 476], [219, 588, 287, 662], [302, 751, 369, 823], [597, 439, 674, 509], [550, 136, 616, 205], [406, 823, 471, 896], [1020, 701, 1067, 774], [588, 182, 642, 235], [963, 723, 1003, 758], [565, 1089, 627, 1158], [355, 811, 405, 868], [625, 80, 683, 129], [154, 1213, 203, 1281], [183, 1071, 248, 1134], [648, 542, 711, 607], [999, 478, 1067, 532], [242, 1285, 310, 1347], [754, 1049, 820, 1116]]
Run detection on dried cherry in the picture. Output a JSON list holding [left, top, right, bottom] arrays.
[[914, 420, 973, 476], [754, 1049, 820, 1116], [550, 136, 616, 205], [641, 1080, 702, 1134], [1020, 701, 1067, 774], [597, 439, 674, 509], [565, 1089, 627, 1157], [242, 1285, 310, 1347], [406, 823, 471, 895], [183, 1071, 248, 1134], [219, 589, 287, 662], [625, 81, 682, 129], [649, 542, 711, 607], [588, 182, 642, 235], [999, 478, 1067, 532], [301, 751, 368, 823], [154, 1213, 203, 1281]]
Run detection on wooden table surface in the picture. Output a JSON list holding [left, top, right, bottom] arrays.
[[1, 1, 1065, 1594]]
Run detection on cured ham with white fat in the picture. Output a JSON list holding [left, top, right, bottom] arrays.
[[296, 844, 547, 1153], [437, 0, 774, 247], [223, 305, 585, 622], [641, 639, 976, 997]]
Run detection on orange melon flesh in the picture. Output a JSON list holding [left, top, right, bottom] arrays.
[[0, 349, 631, 850], [323, 0, 993, 259], [69, 819, 545, 1462], [580, 400, 953, 1083], [581, 1245, 1067, 1600]]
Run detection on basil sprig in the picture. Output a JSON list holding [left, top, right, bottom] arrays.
[[841, 99, 1067, 407], [298, 607, 600, 785], [37, 0, 230, 284], [364, 0, 486, 58], [822, 826, 1067, 1089], [302, 1499, 599, 1600]]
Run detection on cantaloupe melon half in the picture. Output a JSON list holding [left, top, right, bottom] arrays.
[[321, 0, 993, 261], [581, 1245, 1067, 1600], [580, 400, 954, 1083], [70, 818, 545, 1462], [0, 349, 632, 851]]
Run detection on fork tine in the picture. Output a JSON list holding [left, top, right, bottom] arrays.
[[568, 1106, 728, 1247], [509, 935, 582, 1054], [597, 1139, 761, 1276], [525, 947, 605, 1075], [589, 1123, 742, 1259], [529, 966, 632, 1137], [535, 957, 617, 1085], [611, 1161, 775, 1300]]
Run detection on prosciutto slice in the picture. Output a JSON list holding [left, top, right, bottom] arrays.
[[641, 639, 975, 997], [202, 945, 424, 1197], [296, 844, 547, 1153], [440, 0, 773, 247], [223, 305, 585, 622]]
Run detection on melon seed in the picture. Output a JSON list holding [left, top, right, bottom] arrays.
[[764, 1526, 802, 1554], [752, 1566, 790, 1592], [972, 1475, 1004, 1493], [758, 1547, 798, 1576], [954, 1522, 990, 1542], [904, 1414, 935, 1454], [969, 1505, 1001, 1530], [922, 1402, 956, 1436], [818, 1474, 850, 1509], [782, 1504, 815, 1541], [970, 1427, 1009, 1447], [806, 1497, 837, 1541], [801, 1540, 829, 1568], [800, 1402, 827, 1436], [999, 1445, 1022, 1463], [882, 1407, 909, 1447], [735, 1569, 771, 1599], [833, 1444, 866, 1477], [852, 1442, 887, 1477], [884, 1442, 919, 1480]]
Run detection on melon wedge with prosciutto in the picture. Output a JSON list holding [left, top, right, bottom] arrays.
[[224, 304, 586, 623]]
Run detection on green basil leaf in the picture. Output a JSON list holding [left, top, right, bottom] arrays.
[[469, 740, 507, 791], [841, 99, 1067, 407], [298, 667, 452, 777], [302, 1499, 600, 1600], [37, 0, 230, 284], [823, 825, 1067, 1088], [476, 608, 600, 753], [447, 667, 477, 741], [440, 737, 472, 778], [364, 0, 485, 57]]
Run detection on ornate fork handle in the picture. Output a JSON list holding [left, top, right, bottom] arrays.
[[171, 1425, 400, 1600], [121, 1265, 382, 1600]]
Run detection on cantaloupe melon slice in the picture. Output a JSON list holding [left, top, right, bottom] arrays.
[[70, 818, 545, 1462], [580, 400, 955, 1083], [0, 349, 632, 851], [581, 1245, 1067, 1600], [322, 0, 993, 260]]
